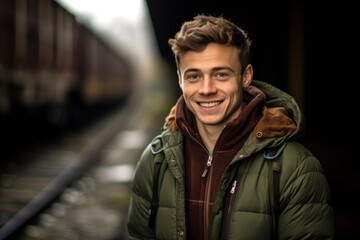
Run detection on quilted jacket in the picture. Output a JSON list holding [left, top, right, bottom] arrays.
[[127, 80, 335, 239]]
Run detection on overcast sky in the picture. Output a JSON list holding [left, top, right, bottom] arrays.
[[55, 0, 145, 26], [55, 0, 160, 78]]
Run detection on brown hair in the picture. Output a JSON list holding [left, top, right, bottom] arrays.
[[168, 14, 252, 74]]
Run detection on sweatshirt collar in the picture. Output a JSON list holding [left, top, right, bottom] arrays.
[[175, 86, 266, 152]]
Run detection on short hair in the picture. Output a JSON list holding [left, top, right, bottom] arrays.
[[168, 14, 252, 74]]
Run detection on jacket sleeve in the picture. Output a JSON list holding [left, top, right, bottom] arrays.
[[127, 143, 156, 239], [279, 141, 335, 239]]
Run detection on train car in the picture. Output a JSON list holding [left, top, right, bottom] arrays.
[[0, 0, 134, 145]]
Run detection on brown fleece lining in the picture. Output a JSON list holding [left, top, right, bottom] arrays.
[[164, 105, 177, 133], [253, 107, 297, 141]]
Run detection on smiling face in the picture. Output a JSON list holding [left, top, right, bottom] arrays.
[[178, 43, 253, 129]]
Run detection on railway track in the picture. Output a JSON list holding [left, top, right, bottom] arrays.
[[0, 101, 134, 240]]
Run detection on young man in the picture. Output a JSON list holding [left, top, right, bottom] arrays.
[[127, 14, 334, 239]]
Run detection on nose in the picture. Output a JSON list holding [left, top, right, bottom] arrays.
[[198, 76, 217, 95]]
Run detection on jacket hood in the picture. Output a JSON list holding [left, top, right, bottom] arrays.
[[250, 80, 304, 139]]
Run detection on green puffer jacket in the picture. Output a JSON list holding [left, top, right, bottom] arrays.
[[127, 80, 335, 240]]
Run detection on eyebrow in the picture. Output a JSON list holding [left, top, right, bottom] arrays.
[[212, 67, 235, 73], [183, 66, 235, 74]]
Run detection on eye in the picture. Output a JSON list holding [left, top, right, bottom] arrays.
[[185, 73, 201, 82], [213, 71, 230, 80]]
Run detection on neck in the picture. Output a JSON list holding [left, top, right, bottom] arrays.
[[196, 104, 244, 152], [196, 122, 224, 152]]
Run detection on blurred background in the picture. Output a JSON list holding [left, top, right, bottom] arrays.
[[0, 0, 357, 239]]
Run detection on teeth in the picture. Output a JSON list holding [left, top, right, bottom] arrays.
[[199, 102, 220, 107]]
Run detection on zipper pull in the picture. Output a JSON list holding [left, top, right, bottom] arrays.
[[201, 154, 212, 177], [201, 154, 213, 177], [201, 168, 208, 177], [230, 180, 237, 194]]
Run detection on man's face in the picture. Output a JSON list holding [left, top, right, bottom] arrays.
[[178, 43, 252, 128]]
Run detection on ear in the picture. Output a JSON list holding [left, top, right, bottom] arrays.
[[242, 64, 253, 87]]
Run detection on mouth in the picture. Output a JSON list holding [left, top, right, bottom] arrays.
[[198, 101, 222, 108]]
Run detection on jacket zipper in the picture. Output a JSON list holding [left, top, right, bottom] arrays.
[[221, 176, 240, 240]]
